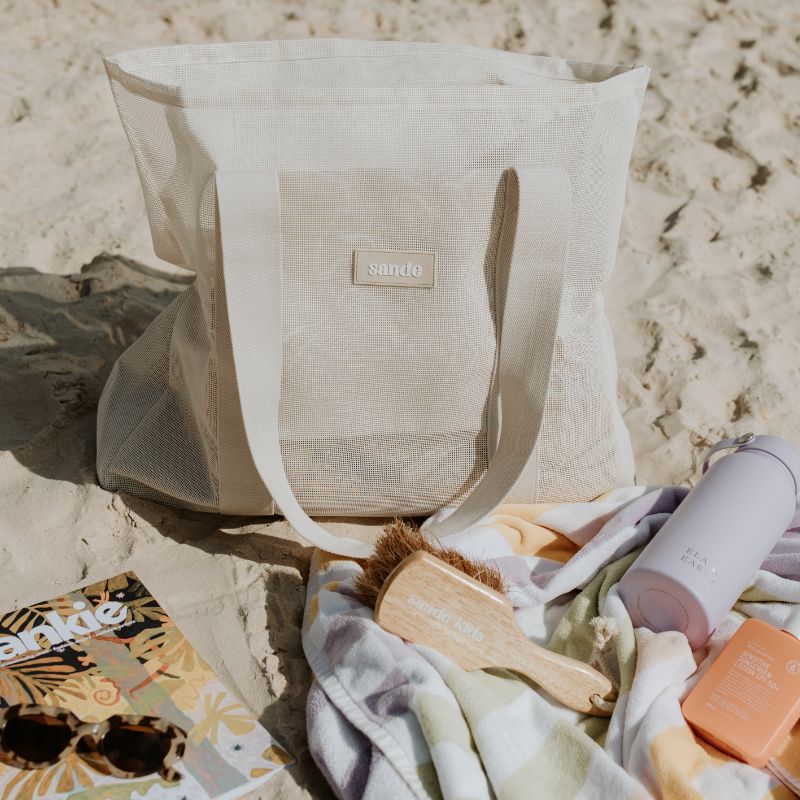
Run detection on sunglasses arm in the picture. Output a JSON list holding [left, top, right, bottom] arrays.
[[158, 763, 183, 783]]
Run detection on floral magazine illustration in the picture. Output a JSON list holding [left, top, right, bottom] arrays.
[[0, 572, 293, 799]]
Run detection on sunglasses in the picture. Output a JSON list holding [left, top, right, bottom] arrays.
[[0, 704, 187, 782]]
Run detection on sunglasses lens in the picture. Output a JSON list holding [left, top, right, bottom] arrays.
[[102, 724, 172, 776], [3, 713, 72, 763]]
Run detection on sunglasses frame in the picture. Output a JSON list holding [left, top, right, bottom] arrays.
[[0, 704, 187, 782]]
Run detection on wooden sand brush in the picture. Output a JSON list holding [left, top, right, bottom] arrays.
[[355, 520, 616, 716]]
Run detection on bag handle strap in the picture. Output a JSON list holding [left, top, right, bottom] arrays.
[[215, 166, 570, 557]]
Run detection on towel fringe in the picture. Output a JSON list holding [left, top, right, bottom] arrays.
[[588, 616, 620, 714]]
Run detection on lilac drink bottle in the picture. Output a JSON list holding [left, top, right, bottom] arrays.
[[619, 434, 800, 649]]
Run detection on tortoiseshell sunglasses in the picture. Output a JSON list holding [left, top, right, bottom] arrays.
[[0, 704, 187, 782]]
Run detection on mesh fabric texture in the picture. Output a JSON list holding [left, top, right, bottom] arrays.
[[97, 39, 648, 518]]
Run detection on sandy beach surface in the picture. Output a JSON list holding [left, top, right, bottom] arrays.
[[1, 0, 798, 796]]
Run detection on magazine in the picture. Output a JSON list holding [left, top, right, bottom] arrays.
[[0, 571, 293, 799]]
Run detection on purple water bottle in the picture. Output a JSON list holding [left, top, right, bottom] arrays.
[[619, 434, 800, 649]]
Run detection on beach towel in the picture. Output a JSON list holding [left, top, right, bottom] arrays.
[[302, 486, 800, 799]]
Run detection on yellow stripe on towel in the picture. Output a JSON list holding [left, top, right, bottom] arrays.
[[650, 726, 726, 800], [492, 504, 580, 562]]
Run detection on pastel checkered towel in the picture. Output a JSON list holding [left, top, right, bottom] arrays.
[[302, 487, 800, 799]]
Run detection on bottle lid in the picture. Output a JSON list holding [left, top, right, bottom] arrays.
[[783, 606, 800, 640], [737, 435, 800, 501]]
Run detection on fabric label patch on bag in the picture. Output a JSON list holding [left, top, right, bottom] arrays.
[[353, 249, 436, 288]]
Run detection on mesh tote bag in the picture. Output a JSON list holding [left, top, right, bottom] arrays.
[[98, 39, 649, 557]]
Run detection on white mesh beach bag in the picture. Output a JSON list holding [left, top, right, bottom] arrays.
[[98, 39, 649, 557]]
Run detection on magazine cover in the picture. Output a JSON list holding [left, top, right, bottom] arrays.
[[0, 571, 293, 799]]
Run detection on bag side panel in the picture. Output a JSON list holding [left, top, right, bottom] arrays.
[[96, 284, 219, 511]]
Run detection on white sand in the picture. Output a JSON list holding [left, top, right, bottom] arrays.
[[1, 1, 798, 796]]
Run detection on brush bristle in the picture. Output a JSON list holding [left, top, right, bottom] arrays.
[[354, 518, 506, 608]]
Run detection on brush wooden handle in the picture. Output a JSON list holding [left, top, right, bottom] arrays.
[[501, 636, 615, 715], [375, 551, 616, 716]]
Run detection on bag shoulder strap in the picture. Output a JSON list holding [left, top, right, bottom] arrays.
[[216, 166, 570, 557]]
